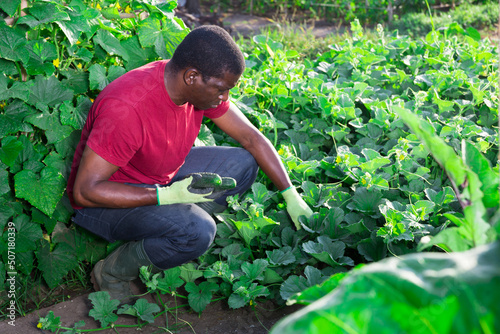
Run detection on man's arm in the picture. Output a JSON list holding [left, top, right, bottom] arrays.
[[211, 102, 292, 191], [73, 145, 157, 208]]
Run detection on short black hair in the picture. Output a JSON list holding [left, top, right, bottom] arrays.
[[170, 25, 245, 81]]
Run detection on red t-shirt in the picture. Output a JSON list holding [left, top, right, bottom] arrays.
[[67, 60, 229, 209]]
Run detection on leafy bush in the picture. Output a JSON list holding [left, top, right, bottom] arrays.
[[271, 240, 500, 333], [392, 2, 499, 37], [0, 0, 188, 312], [1, 0, 498, 323]]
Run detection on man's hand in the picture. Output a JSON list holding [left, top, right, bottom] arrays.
[[157, 173, 236, 205], [281, 187, 313, 230]]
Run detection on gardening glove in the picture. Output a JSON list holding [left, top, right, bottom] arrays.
[[281, 186, 313, 230], [157, 172, 236, 205]]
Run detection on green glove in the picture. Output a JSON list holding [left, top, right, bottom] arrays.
[[157, 173, 237, 205], [281, 186, 313, 230]]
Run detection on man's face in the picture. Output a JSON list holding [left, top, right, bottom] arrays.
[[189, 70, 240, 110]]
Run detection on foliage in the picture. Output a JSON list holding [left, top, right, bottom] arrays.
[[391, 2, 500, 37], [270, 240, 500, 333], [192, 19, 498, 311], [1, 0, 498, 328], [0, 0, 188, 312], [205, 0, 498, 27], [38, 291, 161, 332]]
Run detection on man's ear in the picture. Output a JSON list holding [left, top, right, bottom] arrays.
[[183, 68, 199, 86]]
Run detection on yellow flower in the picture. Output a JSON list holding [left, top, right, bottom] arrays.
[[77, 63, 82, 69], [399, 154, 405, 161], [249, 300, 253, 306], [116, 3, 121, 9], [76, 40, 81, 44], [336, 155, 342, 164], [96, 3, 102, 10], [53, 58, 60, 68], [255, 211, 259, 217], [90, 98, 95, 102], [37, 323, 43, 329], [124, 5, 132, 13], [361, 178, 367, 185]]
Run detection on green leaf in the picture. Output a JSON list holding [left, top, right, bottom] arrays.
[[0, 75, 31, 102], [25, 109, 74, 144], [0, 24, 29, 63], [185, 281, 218, 313], [89, 64, 126, 90], [179, 262, 203, 283], [195, 124, 216, 146], [27, 75, 74, 108], [346, 187, 383, 216], [17, 2, 70, 28], [280, 275, 309, 301], [52, 223, 105, 263], [25, 39, 58, 76], [14, 166, 66, 217], [465, 142, 499, 208], [0, 100, 35, 137], [54, 130, 81, 159], [117, 298, 160, 323], [272, 241, 500, 334], [393, 106, 466, 187], [266, 247, 296, 266], [241, 259, 269, 282], [59, 97, 91, 130], [88, 291, 120, 327], [43, 152, 71, 180], [36, 239, 78, 289], [9, 214, 42, 253], [56, 10, 91, 45], [418, 227, 471, 252], [359, 149, 391, 173], [157, 267, 185, 293], [0, 168, 9, 196], [93, 29, 130, 62], [0, 136, 24, 167], [100, 6, 121, 20], [287, 272, 347, 306], [121, 35, 154, 71], [38, 310, 62, 332], [60, 69, 90, 95], [10, 135, 44, 174], [0, 0, 20, 16]]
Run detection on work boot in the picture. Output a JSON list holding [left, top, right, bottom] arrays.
[[90, 240, 161, 305]]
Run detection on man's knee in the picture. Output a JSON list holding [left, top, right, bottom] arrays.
[[144, 205, 216, 269]]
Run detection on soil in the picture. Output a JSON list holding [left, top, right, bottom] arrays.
[[0, 281, 302, 333], [0, 11, 331, 334]]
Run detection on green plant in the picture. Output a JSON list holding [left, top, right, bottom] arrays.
[[271, 240, 500, 333], [0, 0, 188, 315], [38, 291, 163, 332], [1, 2, 498, 328]]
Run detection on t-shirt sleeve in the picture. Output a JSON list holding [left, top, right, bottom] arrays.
[[86, 100, 143, 167], [202, 100, 230, 119]]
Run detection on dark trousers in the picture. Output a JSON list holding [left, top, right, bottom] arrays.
[[73, 146, 258, 269]]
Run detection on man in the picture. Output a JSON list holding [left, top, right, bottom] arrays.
[[67, 25, 313, 304]]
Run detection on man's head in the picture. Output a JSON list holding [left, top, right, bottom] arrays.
[[170, 25, 245, 81]]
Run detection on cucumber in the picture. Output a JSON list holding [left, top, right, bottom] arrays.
[[190, 172, 222, 188]]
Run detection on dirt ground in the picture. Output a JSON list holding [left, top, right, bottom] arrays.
[[0, 284, 302, 333], [0, 12, 333, 334]]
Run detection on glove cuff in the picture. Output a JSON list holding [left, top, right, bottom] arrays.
[[281, 186, 300, 203], [155, 185, 161, 206]]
